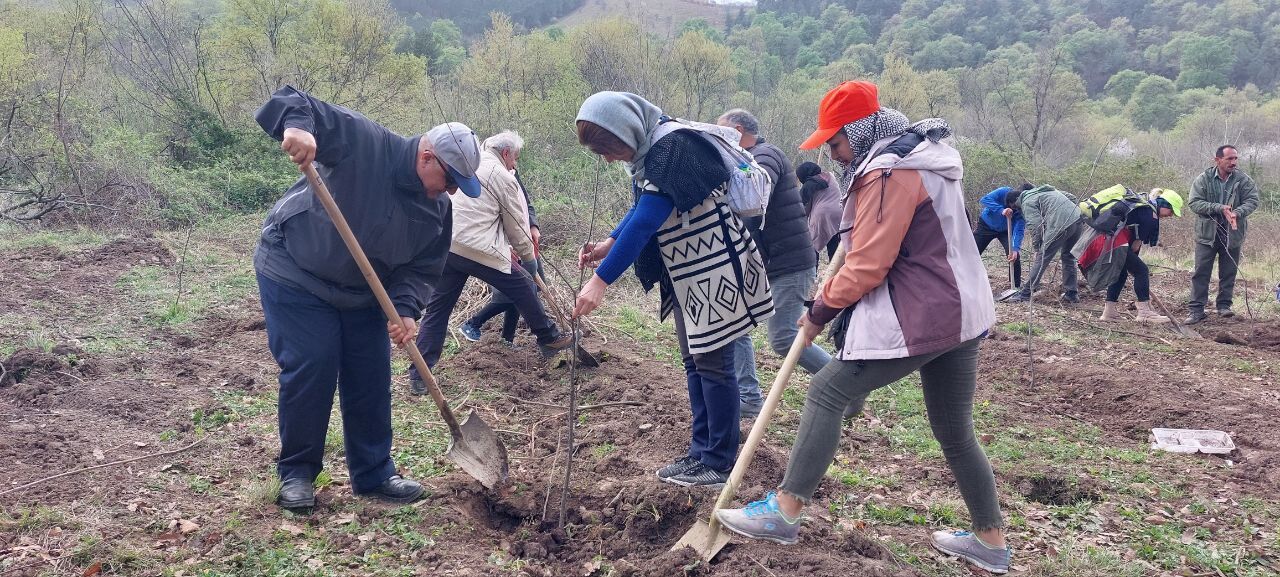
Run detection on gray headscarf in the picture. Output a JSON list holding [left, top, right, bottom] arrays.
[[576, 91, 664, 181], [836, 107, 952, 192]]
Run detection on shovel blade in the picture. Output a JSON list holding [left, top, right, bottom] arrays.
[[446, 410, 510, 489], [671, 519, 732, 562], [997, 288, 1020, 301], [575, 345, 600, 367]]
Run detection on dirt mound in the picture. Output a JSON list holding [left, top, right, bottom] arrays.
[[1, 347, 68, 387], [81, 236, 174, 267]]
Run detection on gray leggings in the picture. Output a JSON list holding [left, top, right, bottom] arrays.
[[779, 337, 1003, 530]]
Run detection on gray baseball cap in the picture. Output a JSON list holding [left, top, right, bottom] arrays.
[[426, 122, 482, 198]]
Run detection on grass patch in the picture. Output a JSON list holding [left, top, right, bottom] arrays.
[[0, 225, 109, 251], [999, 321, 1043, 336]]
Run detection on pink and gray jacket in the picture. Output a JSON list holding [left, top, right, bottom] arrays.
[[808, 137, 996, 360]]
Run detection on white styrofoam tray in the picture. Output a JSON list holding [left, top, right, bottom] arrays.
[[1150, 428, 1236, 454]]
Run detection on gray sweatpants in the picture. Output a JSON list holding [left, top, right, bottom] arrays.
[[778, 337, 1003, 530], [1019, 220, 1082, 299]]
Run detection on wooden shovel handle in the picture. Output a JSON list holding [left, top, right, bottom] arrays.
[[704, 332, 809, 539], [301, 164, 463, 438]]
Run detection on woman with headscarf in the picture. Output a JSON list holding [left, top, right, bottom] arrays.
[[714, 81, 1010, 574], [796, 160, 842, 260], [571, 92, 774, 488]]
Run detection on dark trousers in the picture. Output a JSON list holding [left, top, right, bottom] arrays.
[[411, 253, 558, 377], [973, 220, 1021, 287], [1190, 239, 1242, 312], [466, 259, 540, 342], [672, 303, 739, 472], [257, 273, 396, 493], [1106, 252, 1150, 302]]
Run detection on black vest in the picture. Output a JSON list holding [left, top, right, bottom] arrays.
[[749, 141, 817, 278]]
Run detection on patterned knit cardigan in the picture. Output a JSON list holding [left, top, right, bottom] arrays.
[[642, 180, 775, 354]]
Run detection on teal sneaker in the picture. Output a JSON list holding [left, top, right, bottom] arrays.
[[930, 530, 1011, 574], [714, 492, 801, 545]]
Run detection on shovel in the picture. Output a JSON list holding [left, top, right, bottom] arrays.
[[998, 213, 1021, 301], [301, 164, 509, 489], [672, 332, 809, 561], [1149, 293, 1202, 339], [519, 264, 600, 367]]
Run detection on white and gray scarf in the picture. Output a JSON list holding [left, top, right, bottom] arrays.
[[836, 107, 952, 192]]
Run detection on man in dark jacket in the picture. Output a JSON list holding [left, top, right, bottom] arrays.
[[254, 86, 482, 511], [718, 109, 827, 418]]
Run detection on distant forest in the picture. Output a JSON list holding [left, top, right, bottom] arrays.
[[391, 0, 586, 33], [3, 0, 1280, 228]]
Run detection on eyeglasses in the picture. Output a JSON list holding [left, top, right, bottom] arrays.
[[436, 157, 458, 191]]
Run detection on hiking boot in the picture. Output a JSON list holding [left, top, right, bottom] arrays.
[[664, 462, 729, 488], [408, 376, 428, 396], [538, 332, 576, 358], [1218, 307, 1236, 318], [1185, 310, 1208, 325], [1099, 301, 1121, 321], [740, 401, 763, 420], [277, 477, 315, 511], [356, 475, 424, 504], [1134, 301, 1168, 323], [501, 338, 518, 349], [458, 322, 481, 342], [1060, 292, 1080, 305], [714, 492, 801, 545], [930, 530, 1011, 574], [842, 402, 861, 420], [656, 456, 700, 480]]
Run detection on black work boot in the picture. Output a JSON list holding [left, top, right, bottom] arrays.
[[358, 475, 424, 504], [278, 477, 315, 511], [1185, 309, 1208, 325]]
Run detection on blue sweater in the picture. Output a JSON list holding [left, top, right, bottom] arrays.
[[595, 193, 674, 284], [978, 187, 1025, 250]]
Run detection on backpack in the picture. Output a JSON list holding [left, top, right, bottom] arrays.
[[651, 116, 773, 220], [1079, 184, 1149, 234]]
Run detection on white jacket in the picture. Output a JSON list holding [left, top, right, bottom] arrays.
[[448, 150, 534, 273]]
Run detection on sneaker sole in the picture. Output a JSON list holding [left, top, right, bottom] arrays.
[[929, 541, 1009, 574], [715, 514, 798, 545], [657, 474, 724, 489]]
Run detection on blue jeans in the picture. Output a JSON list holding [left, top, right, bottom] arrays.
[[673, 301, 739, 472], [257, 273, 397, 493], [735, 268, 833, 408]]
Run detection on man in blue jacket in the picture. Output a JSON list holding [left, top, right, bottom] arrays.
[[974, 184, 1030, 288], [253, 86, 483, 511]]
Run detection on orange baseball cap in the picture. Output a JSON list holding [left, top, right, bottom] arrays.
[[799, 80, 881, 150]]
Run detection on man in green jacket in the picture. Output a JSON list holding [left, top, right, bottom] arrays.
[[1186, 145, 1260, 324], [1003, 185, 1083, 304]]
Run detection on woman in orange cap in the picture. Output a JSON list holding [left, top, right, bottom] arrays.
[[715, 81, 1012, 574]]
